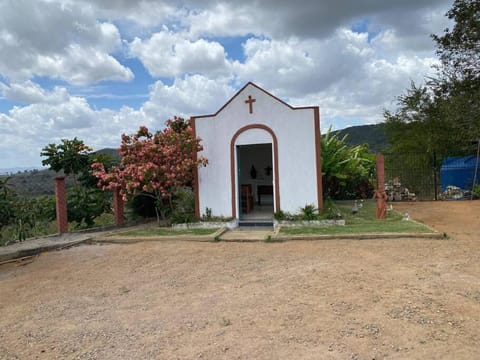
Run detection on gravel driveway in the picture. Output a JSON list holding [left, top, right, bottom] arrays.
[[1, 201, 479, 359]]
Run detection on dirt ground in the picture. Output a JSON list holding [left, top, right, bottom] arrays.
[[1, 201, 480, 360]]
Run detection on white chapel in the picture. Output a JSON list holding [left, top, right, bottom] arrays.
[[191, 82, 323, 223]]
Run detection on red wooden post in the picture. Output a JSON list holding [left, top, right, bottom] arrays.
[[54, 176, 68, 233], [113, 187, 124, 226], [377, 154, 385, 191], [375, 154, 387, 219]]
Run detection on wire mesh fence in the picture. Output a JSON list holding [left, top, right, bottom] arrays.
[[383, 152, 439, 201], [383, 151, 480, 201]]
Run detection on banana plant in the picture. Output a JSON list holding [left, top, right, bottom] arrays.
[[322, 126, 375, 199]]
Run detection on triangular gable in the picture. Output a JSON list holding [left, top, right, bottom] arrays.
[[192, 82, 316, 120]]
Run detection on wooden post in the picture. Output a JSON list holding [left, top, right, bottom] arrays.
[[54, 176, 68, 233], [375, 154, 387, 219], [113, 187, 124, 226], [377, 154, 385, 191]]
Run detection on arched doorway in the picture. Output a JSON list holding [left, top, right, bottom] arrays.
[[237, 143, 273, 220], [230, 124, 280, 221]]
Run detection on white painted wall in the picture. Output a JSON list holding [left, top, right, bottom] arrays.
[[194, 83, 319, 218]]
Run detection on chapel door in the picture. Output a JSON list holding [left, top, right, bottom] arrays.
[[236, 143, 274, 221]]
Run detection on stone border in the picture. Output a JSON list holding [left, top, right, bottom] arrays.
[[274, 219, 345, 228], [90, 227, 228, 244], [172, 219, 346, 230], [272, 229, 446, 242], [172, 219, 238, 229]]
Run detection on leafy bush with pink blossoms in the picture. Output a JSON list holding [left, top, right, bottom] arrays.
[[92, 117, 208, 222]]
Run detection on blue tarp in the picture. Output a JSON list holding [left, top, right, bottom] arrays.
[[440, 155, 480, 192]]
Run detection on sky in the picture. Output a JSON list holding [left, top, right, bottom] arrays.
[[0, 0, 454, 169]]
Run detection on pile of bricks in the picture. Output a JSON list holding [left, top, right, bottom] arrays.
[[385, 177, 416, 201]]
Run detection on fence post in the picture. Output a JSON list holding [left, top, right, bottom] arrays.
[[113, 187, 124, 226], [54, 176, 68, 233], [433, 151, 438, 201], [375, 154, 387, 219]]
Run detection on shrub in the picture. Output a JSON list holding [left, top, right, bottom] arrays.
[[273, 210, 287, 221], [203, 207, 212, 220], [0, 177, 17, 227], [474, 184, 480, 198], [67, 185, 111, 226], [171, 187, 197, 224], [274, 210, 298, 221], [322, 199, 343, 220], [93, 213, 115, 227], [299, 204, 319, 220]]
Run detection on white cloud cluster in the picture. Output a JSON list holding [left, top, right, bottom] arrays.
[[129, 31, 231, 78], [1, 81, 67, 104], [142, 75, 236, 118], [0, 0, 132, 85], [0, 0, 454, 168]]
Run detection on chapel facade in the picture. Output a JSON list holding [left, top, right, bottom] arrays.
[[191, 82, 323, 222]]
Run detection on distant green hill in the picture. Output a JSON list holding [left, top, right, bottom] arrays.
[[1, 169, 75, 197], [328, 123, 388, 153], [95, 148, 121, 162], [0, 148, 120, 197]]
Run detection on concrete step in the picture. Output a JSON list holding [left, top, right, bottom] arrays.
[[238, 220, 274, 228], [218, 229, 274, 242]]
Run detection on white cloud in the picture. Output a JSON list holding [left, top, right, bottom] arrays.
[[129, 31, 231, 78], [7, 97, 95, 134], [77, 0, 179, 28], [0, 93, 97, 167], [187, 3, 259, 38], [142, 74, 236, 119], [0, 0, 132, 85], [184, 0, 452, 40], [0, 96, 150, 168], [232, 38, 315, 96], [1, 81, 51, 104], [35, 45, 133, 86], [233, 29, 375, 97]]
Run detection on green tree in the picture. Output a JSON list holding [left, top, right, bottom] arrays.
[[41, 138, 115, 227], [11, 195, 56, 241], [0, 177, 17, 227], [322, 126, 375, 199], [41, 138, 93, 181], [0, 177, 56, 244], [384, 83, 462, 157], [67, 185, 110, 227], [432, 0, 480, 82], [385, 0, 480, 157]]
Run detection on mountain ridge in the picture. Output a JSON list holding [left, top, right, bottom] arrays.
[[328, 123, 388, 153]]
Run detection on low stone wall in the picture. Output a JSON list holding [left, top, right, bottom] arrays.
[[274, 219, 345, 228], [172, 219, 238, 229]]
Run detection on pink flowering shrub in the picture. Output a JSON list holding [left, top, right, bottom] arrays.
[[92, 117, 207, 220]]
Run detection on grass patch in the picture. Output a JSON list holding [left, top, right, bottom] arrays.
[[281, 200, 432, 235], [119, 227, 219, 237]]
